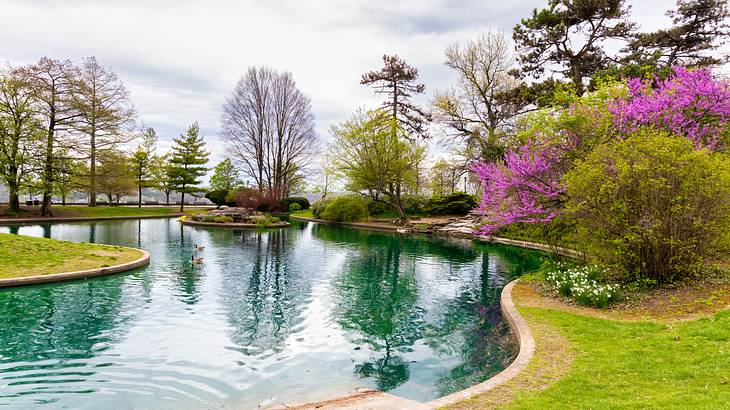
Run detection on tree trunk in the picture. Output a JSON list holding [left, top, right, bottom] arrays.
[[40, 119, 55, 217], [395, 183, 406, 221], [165, 192, 170, 206], [61, 194, 66, 206], [138, 185, 142, 208], [7, 190, 19, 214], [6, 174, 20, 213], [179, 192, 185, 212], [89, 127, 97, 207], [571, 61, 584, 95]]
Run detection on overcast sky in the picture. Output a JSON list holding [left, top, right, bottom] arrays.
[[0, 0, 678, 171]]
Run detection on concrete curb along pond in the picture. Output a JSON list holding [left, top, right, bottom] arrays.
[[424, 279, 534, 408], [180, 219, 290, 229], [0, 249, 150, 288]]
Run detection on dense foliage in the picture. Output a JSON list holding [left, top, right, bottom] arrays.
[[566, 131, 730, 282], [320, 196, 370, 223], [204, 189, 228, 209], [329, 109, 425, 220], [610, 66, 730, 150], [282, 196, 310, 210], [311, 198, 331, 219], [423, 192, 477, 216]]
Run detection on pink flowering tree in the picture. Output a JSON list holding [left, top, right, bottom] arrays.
[[472, 138, 572, 235], [472, 66, 730, 235], [610, 66, 730, 150]]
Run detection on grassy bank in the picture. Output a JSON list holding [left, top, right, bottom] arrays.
[[450, 282, 730, 409], [0, 233, 144, 279], [0, 205, 208, 219]]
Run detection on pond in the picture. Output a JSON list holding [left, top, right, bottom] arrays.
[[0, 219, 542, 409]]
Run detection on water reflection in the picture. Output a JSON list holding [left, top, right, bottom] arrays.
[[0, 219, 544, 408], [332, 238, 424, 391], [218, 229, 311, 357]]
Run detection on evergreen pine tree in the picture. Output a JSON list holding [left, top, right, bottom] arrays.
[[169, 122, 209, 211]]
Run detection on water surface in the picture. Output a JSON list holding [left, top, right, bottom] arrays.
[[0, 219, 542, 409]]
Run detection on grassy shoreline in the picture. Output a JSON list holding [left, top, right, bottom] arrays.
[[0, 205, 208, 220], [449, 282, 730, 409], [0, 233, 144, 279]]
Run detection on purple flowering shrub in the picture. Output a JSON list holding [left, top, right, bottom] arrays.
[[473, 66, 730, 237]]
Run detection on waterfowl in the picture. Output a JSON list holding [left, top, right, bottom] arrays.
[[194, 244, 205, 251], [192, 255, 204, 265]]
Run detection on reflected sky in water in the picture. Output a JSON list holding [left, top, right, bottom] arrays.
[[0, 219, 542, 409]]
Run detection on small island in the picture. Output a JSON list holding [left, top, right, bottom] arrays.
[[0, 233, 148, 286], [180, 207, 289, 228]]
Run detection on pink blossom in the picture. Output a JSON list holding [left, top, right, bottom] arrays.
[[610, 66, 730, 150], [471, 138, 571, 235]]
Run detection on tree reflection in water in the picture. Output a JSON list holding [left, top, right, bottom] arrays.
[[218, 229, 310, 357], [314, 224, 542, 396], [332, 235, 425, 391]]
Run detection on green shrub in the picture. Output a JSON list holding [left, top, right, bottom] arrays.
[[200, 215, 216, 223], [494, 215, 579, 251], [255, 215, 281, 226], [205, 189, 229, 209], [320, 196, 370, 222], [288, 203, 302, 212], [566, 130, 730, 283], [423, 192, 477, 215], [402, 194, 428, 215], [213, 216, 233, 223], [311, 198, 332, 218], [282, 196, 310, 210], [366, 199, 392, 216]]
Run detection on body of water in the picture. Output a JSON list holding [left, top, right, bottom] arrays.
[[0, 219, 542, 409]]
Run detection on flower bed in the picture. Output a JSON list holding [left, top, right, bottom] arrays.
[[545, 263, 620, 308]]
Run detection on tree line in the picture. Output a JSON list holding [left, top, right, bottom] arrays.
[[3, 0, 724, 219], [0, 57, 211, 214]]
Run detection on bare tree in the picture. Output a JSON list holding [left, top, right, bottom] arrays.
[[25, 57, 80, 216], [433, 31, 523, 162], [72, 57, 136, 207], [222, 67, 318, 201]]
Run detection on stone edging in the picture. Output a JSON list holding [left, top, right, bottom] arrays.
[[290, 215, 585, 260], [478, 236, 584, 259], [0, 249, 150, 288], [282, 216, 551, 409], [0, 214, 185, 225], [280, 279, 534, 410], [180, 219, 290, 229], [289, 214, 400, 232]]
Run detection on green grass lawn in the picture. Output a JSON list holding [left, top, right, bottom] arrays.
[[0, 205, 210, 219], [53, 206, 190, 217], [291, 209, 314, 218], [448, 282, 730, 410], [503, 307, 730, 409], [0, 233, 144, 279]]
